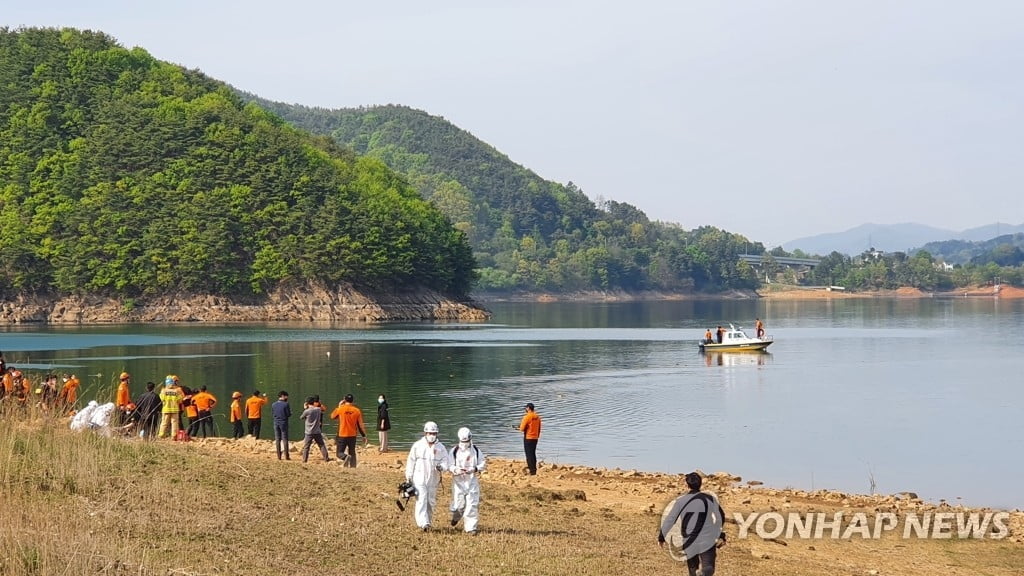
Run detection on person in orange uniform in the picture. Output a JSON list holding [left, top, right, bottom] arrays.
[[3, 367, 14, 399], [245, 390, 268, 438], [115, 372, 132, 425], [58, 374, 81, 413], [516, 403, 542, 475], [182, 387, 200, 437], [330, 394, 367, 467], [191, 385, 218, 438], [10, 370, 29, 410], [229, 391, 244, 439]]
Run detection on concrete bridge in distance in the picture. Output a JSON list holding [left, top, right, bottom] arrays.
[[738, 254, 821, 270]]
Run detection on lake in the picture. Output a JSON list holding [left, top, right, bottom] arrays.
[[2, 297, 1022, 509]]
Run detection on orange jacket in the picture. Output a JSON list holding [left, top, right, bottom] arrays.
[[230, 399, 243, 423], [519, 411, 541, 440], [245, 395, 267, 419], [193, 391, 217, 411], [330, 403, 366, 438], [60, 376, 80, 404], [116, 381, 131, 408], [184, 396, 199, 419]]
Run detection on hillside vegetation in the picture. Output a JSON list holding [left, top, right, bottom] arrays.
[[0, 28, 476, 300], [245, 100, 765, 294]]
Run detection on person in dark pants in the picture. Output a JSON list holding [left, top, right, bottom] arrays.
[[245, 390, 267, 438], [515, 402, 541, 475], [229, 391, 245, 439], [272, 391, 292, 460], [330, 394, 366, 467], [192, 385, 218, 438], [658, 472, 727, 576], [133, 381, 162, 440], [300, 396, 330, 463]]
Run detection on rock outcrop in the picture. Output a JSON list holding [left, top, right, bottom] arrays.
[[0, 283, 490, 324]]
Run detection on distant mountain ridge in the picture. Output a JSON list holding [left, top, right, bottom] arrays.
[[783, 222, 1024, 256]]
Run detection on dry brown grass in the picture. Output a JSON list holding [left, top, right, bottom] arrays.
[[1, 414, 1022, 575]]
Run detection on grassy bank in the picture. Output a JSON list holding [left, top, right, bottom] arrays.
[[1, 413, 1021, 575]]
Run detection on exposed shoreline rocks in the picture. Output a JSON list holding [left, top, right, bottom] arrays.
[[0, 283, 490, 324]]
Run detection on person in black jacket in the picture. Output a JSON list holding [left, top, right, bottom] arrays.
[[133, 382, 162, 440], [376, 394, 391, 452]]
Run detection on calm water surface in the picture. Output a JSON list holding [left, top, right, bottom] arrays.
[[2, 298, 1021, 509]]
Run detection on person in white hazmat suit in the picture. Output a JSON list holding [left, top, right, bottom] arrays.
[[405, 421, 450, 530], [449, 426, 487, 534]]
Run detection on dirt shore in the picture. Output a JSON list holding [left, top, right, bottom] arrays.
[[758, 285, 1024, 300], [192, 436, 1024, 575]]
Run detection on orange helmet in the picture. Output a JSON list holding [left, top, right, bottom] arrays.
[[232, 391, 242, 399], [120, 372, 130, 380]]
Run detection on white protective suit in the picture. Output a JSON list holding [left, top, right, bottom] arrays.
[[405, 435, 450, 529], [69, 401, 100, 431], [449, 439, 487, 533]]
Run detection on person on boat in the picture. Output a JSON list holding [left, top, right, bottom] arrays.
[[703, 329, 713, 344], [715, 326, 724, 344], [755, 318, 765, 339]]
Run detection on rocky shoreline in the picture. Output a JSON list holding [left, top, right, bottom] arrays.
[[0, 283, 491, 324]]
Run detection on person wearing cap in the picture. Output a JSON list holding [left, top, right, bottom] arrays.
[[516, 403, 542, 475], [658, 472, 727, 576], [405, 421, 451, 531], [271, 391, 292, 460], [229, 391, 245, 439], [115, 372, 131, 424], [245, 390, 268, 438], [157, 375, 183, 439], [299, 396, 330, 463], [448, 427, 487, 534], [330, 393, 367, 467]]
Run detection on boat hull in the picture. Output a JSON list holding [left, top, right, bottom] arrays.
[[699, 340, 772, 352]]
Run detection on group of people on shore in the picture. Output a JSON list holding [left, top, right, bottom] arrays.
[[0, 362, 82, 415], [114, 375, 395, 459], [4, 360, 549, 537]]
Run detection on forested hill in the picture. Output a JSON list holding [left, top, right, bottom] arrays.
[[0, 28, 476, 300], [244, 99, 764, 293]]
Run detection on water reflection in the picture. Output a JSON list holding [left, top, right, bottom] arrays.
[[4, 299, 1024, 508], [701, 350, 772, 367]]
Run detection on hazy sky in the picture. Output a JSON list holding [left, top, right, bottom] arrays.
[[7, 1, 1023, 246]]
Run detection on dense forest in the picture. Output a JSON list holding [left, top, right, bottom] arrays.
[[0, 28, 477, 300], [243, 100, 765, 293], [4, 28, 1017, 302], [249, 100, 1024, 294]]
